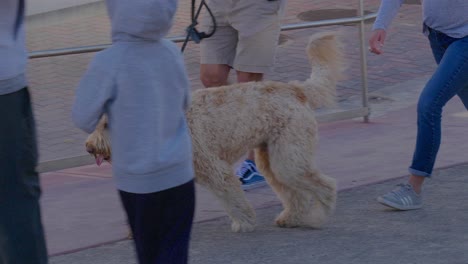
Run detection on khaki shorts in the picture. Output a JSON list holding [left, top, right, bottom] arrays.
[[200, 0, 283, 73]]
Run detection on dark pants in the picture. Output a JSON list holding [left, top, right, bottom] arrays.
[[0, 88, 48, 264], [119, 180, 195, 264]]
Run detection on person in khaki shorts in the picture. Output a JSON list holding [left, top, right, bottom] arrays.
[[200, 0, 285, 189]]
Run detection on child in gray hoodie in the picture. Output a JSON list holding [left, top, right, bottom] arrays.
[[72, 0, 195, 263]]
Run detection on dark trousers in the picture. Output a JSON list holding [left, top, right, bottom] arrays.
[[119, 180, 195, 264], [0, 88, 48, 264]]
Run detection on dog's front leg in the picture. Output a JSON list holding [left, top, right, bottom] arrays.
[[197, 166, 256, 232], [213, 175, 256, 232]]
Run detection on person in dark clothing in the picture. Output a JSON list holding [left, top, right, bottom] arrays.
[[0, 0, 49, 263]]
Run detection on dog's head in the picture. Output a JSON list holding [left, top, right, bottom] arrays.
[[85, 116, 112, 166]]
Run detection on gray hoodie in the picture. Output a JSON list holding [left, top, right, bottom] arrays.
[[373, 0, 468, 38], [0, 0, 28, 95], [72, 0, 194, 194]]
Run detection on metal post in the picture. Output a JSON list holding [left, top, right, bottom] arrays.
[[358, 0, 370, 122]]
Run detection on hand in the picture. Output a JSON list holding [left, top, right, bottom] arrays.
[[369, 29, 386, 55]]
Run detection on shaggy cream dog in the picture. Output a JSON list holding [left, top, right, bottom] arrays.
[[85, 32, 344, 232]]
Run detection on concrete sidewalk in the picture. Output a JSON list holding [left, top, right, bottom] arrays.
[[48, 163, 468, 264], [39, 75, 468, 260]]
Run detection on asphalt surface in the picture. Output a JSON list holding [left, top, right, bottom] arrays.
[[50, 163, 468, 264]]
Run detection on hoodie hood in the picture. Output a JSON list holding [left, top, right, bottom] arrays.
[[106, 0, 177, 42]]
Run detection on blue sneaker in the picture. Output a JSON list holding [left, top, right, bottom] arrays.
[[236, 160, 266, 190]]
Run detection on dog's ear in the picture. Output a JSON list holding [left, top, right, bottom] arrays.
[[97, 115, 109, 130]]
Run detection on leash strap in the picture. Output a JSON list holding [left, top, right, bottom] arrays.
[[181, 0, 217, 53]]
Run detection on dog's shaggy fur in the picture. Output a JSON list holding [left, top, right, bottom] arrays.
[[85, 32, 344, 232]]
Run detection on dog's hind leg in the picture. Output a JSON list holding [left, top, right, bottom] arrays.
[[259, 121, 336, 229], [195, 157, 256, 232], [300, 170, 336, 228], [255, 147, 314, 228]]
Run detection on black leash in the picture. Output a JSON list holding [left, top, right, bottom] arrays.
[[181, 0, 217, 53]]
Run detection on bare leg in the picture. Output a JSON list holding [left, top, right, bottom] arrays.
[[236, 71, 263, 83], [408, 175, 425, 194], [200, 64, 231, 88]]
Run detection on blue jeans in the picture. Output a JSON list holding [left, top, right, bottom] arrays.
[[409, 28, 468, 177]]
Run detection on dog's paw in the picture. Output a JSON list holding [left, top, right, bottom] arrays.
[[275, 210, 326, 229], [275, 211, 300, 228], [275, 218, 299, 228], [304, 202, 331, 228], [231, 221, 255, 232], [127, 230, 133, 240]]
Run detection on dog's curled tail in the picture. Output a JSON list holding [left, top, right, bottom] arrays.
[[292, 32, 345, 109]]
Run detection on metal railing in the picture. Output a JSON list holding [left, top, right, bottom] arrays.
[[30, 13, 377, 59], [33, 2, 377, 173]]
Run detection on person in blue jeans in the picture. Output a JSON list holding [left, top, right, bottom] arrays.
[[0, 0, 49, 263], [369, 0, 468, 210]]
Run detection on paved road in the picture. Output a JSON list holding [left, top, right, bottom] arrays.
[[49, 163, 468, 264]]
